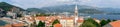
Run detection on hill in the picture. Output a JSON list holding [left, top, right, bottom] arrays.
[[27, 5, 104, 14], [27, 8, 47, 13], [0, 2, 24, 11]]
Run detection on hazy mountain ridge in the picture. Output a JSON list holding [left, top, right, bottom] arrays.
[[0, 2, 25, 11], [27, 5, 104, 14], [0, 2, 25, 17], [27, 8, 47, 13], [98, 8, 120, 13]]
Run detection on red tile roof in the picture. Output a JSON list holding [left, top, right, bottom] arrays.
[[36, 16, 47, 21], [48, 18, 55, 23], [61, 18, 73, 20], [110, 20, 120, 27], [4, 24, 12, 27], [77, 19, 84, 23], [12, 23, 24, 27], [54, 23, 62, 27]]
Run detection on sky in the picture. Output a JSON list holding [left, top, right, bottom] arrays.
[[0, 0, 120, 9]]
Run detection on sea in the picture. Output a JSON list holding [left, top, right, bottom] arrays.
[[79, 14, 120, 20], [0, 20, 7, 26]]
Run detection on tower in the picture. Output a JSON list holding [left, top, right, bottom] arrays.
[[75, 4, 78, 23], [74, 0, 79, 23], [74, 4, 79, 27]]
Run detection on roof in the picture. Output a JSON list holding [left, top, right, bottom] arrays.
[[61, 18, 73, 20], [110, 20, 120, 27], [4, 24, 12, 27], [36, 16, 47, 21], [54, 23, 62, 27], [77, 20, 84, 23], [47, 18, 55, 23], [77, 18, 84, 23], [12, 23, 24, 27]]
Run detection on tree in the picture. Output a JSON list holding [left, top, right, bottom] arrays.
[[37, 21, 45, 27], [100, 19, 109, 26], [52, 19, 60, 25], [107, 19, 111, 22], [87, 18, 101, 27], [50, 26, 53, 27], [80, 21, 96, 27], [112, 19, 116, 21], [80, 18, 101, 27], [36, 14, 52, 16], [17, 14, 22, 17]]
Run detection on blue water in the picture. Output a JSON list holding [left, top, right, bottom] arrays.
[[80, 14, 120, 20], [0, 20, 7, 26]]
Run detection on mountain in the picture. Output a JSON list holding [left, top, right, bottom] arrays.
[[98, 8, 120, 13], [0, 2, 25, 17], [78, 9, 103, 14], [27, 5, 104, 14], [0, 2, 24, 11], [27, 8, 47, 13]]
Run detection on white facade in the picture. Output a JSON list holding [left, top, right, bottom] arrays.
[[60, 19, 74, 27], [74, 4, 79, 27], [7, 11, 16, 19]]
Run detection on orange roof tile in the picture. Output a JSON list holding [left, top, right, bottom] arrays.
[[4, 24, 12, 27], [77, 18, 84, 23], [61, 18, 73, 20], [77, 19, 84, 23], [54, 23, 62, 27], [12, 23, 24, 27], [48, 18, 55, 23], [0, 26, 4, 27], [36, 16, 47, 21], [110, 20, 120, 27]]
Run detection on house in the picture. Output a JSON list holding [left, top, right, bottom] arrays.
[[77, 18, 84, 27], [93, 18, 100, 23], [60, 18, 74, 27], [12, 23, 25, 27], [4, 24, 12, 27], [103, 20, 120, 27]]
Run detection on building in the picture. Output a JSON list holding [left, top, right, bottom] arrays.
[[7, 11, 17, 19], [22, 15, 35, 27], [74, 4, 79, 24], [12, 23, 25, 27], [103, 20, 120, 27], [35, 16, 47, 25], [10, 7, 20, 13], [0, 8, 6, 17], [4, 24, 12, 27], [93, 18, 100, 23], [77, 18, 84, 27], [60, 18, 74, 27], [34, 15, 84, 27]]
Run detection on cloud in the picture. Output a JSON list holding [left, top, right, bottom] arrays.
[[0, 0, 3, 2], [1, 0, 120, 9], [80, 0, 91, 2], [8, 0, 75, 9], [78, 0, 120, 8], [57, 0, 74, 2]]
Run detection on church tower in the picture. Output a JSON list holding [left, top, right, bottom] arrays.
[[74, 4, 79, 27], [75, 4, 78, 23]]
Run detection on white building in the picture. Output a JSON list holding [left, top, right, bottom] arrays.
[[7, 11, 16, 19], [60, 18, 74, 27]]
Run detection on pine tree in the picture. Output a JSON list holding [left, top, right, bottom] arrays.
[[37, 21, 45, 27], [100, 19, 109, 26], [80, 18, 101, 27], [52, 19, 60, 25]]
